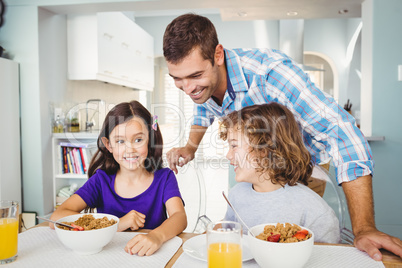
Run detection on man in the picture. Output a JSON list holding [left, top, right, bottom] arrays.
[[163, 13, 402, 260]]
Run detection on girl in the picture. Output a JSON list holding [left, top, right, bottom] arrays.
[[219, 103, 340, 243], [51, 100, 187, 256]]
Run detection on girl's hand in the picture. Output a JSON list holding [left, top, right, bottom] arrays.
[[118, 210, 146, 232], [124, 233, 163, 256]]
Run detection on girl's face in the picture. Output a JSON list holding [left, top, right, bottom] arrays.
[[102, 117, 149, 173], [225, 127, 260, 183]]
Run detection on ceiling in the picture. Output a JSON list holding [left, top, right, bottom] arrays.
[[43, 0, 364, 20]]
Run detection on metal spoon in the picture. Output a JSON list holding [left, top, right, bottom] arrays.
[[36, 216, 84, 231], [222, 191, 255, 237]]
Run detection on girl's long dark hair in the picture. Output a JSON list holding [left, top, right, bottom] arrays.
[[87, 100, 163, 177]]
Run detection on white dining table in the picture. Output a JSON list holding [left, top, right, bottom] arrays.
[[15, 222, 402, 268]]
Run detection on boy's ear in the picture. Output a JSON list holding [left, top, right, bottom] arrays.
[[101, 137, 112, 153]]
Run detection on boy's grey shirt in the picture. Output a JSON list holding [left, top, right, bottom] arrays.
[[224, 182, 341, 243]]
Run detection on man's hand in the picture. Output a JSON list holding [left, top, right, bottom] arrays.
[[354, 228, 402, 261], [118, 210, 146, 232], [166, 146, 195, 174]]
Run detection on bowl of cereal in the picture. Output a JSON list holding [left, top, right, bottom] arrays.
[[55, 213, 119, 255], [246, 223, 314, 268]]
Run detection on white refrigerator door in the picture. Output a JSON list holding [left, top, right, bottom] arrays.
[[0, 57, 22, 206]]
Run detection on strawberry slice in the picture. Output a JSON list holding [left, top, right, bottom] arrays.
[[71, 223, 84, 231], [297, 229, 309, 236], [293, 232, 307, 240], [267, 234, 281, 242]]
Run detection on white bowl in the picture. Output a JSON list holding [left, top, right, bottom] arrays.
[[55, 213, 119, 255], [246, 223, 314, 268]]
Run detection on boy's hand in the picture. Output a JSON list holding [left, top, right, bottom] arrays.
[[124, 233, 163, 256], [118, 210, 145, 232]]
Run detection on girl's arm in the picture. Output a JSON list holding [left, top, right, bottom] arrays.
[[49, 194, 88, 229], [124, 196, 187, 256]]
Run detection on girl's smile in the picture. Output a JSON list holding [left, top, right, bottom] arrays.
[[102, 117, 149, 173]]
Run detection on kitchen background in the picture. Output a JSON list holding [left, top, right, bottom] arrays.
[[0, 0, 401, 238]]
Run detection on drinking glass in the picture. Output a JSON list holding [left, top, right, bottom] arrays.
[[0, 201, 19, 264], [207, 221, 242, 268]]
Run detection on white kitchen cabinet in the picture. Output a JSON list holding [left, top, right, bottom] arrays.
[[67, 12, 154, 91], [52, 132, 98, 209]]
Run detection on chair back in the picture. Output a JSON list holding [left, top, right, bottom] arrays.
[[175, 162, 207, 233], [312, 165, 354, 244]]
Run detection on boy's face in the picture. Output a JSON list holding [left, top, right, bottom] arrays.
[[225, 127, 259, 183], [166, 46, 223, 104], [102, 117, 149, 173]]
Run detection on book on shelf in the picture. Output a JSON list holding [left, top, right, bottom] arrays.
[[58, 142, 96, 175]]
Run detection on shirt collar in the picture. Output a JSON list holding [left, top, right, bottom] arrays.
[[202, 48, 249, 113], [224, 48, 249, 93]]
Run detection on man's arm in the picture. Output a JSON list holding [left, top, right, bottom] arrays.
[[166, 125, 208, 173], [342, 175, 375, 235], [343, 175, 402, 260]]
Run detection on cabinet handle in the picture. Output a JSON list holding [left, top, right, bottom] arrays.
[[121, 42, 129, 49], [103, 33, 114, 40], [104, 70, 113, 75], [135, 50, 141, 56], [121, 75, 128, 79]]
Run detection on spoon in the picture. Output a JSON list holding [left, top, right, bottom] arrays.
[[222, 191, 255, 237], [36, 216, 84, 231]]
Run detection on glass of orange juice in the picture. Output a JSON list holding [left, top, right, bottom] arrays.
[[0, 201, 19, 264], [207, 221, 242, 268]]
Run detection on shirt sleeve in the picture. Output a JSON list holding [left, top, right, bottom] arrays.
[[192, 103, 215, 127], [75, 171, 102, 208], [264, 60, 374, 184], [162, 169, 184, 205]]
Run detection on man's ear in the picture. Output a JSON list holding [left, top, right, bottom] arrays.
[[214, 44, 225, 66], [101, 137, 112, 153]]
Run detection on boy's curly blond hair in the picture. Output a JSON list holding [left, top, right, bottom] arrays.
[[219, 103, 313, 186]]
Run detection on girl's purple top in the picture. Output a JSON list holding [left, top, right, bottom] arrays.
[[75, 168, 183, 229]]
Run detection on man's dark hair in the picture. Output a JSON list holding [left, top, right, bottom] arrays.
[[163, 13, 219, 65]]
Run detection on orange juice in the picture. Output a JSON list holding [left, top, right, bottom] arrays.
[[208, 242, 242, 268], [0, 218, 18, 260]]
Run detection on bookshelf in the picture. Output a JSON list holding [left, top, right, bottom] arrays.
[[52, 132, 98, 209]]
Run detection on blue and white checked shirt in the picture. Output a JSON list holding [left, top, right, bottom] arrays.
[[193, 48, 373, 184]]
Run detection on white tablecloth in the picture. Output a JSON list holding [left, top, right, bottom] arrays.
[[173, 244, 385, 268], [9, 227, 182, 268]]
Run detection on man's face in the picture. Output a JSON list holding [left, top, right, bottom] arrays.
[[166, 47, 221, 104]]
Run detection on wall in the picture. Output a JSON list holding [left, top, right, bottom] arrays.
[[0, 6, 140, 215], [136, 14, 279, 58], [0, 6, 44, 213], [366, 0, 402, 238]]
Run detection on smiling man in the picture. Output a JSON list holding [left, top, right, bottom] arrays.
[[162, 13, 402, 261]]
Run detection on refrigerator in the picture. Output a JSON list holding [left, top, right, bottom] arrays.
[[0, 57, 22, 206]]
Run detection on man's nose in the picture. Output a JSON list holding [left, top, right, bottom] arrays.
[[182, 79, 196, 95]]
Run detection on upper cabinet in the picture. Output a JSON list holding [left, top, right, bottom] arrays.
[[67, 12, 154, 91]]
